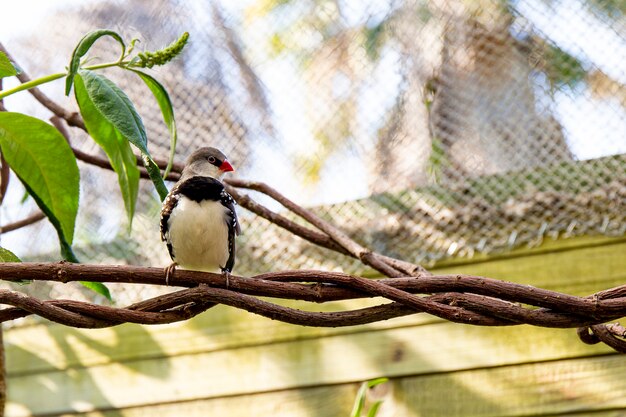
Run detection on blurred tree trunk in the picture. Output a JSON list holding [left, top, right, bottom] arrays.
[[370, 0, 573, 193]]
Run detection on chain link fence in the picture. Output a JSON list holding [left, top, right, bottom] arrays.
[[1, 0, 625, 304]]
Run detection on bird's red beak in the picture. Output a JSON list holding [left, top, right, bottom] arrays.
[[219, 160, 234, 172]]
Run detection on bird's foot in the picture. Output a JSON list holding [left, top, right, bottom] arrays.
[[221, 269, 232, 289], [164, 262, 178, 286]]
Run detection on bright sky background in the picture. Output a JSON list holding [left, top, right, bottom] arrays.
[[515, 0, 626, 158]]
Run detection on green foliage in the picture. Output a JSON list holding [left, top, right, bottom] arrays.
[[0, 247, 32, 285], [269, 33, 287, 57], [363, 23, 386, 61], [0, 51, 17, 79], [427, 137, 449, 184], [76, 69, 147, 154], [350, 377, 388, 417], [65, 29, 126, 95], [0, 113, 80, 245], [130, 70, 178, 179], [0, 29, 187, 298], [79, 281, 112, 301], [74, 69, 168, 202], [64, 29, 178, 202], [543, 43, 587, 89], [0, 247, 21, 262], [74, 72, 141, 226], [132, 32, 189, 69]]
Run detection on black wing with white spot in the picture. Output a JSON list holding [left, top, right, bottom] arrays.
[[220, 189, 240, 273], [160, 187, 181, 261]]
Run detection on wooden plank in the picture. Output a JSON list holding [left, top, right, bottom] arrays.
[[6, 236, 626, 377], [394, 354, 626, 417], [16, 355, 626, 417], [434, 235, 626, 293], [433, 234, 626, 269], [558, 411, 626, 417], [5, 322, 614, 416], [4, 299, 434, 376], [50, 384, 362, 417]]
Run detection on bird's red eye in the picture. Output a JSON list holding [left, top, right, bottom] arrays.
[[208, 156, 216, 164]]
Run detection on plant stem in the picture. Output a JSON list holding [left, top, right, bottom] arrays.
[[0, 72, 65, 100], [83, 60, 130, 71], [0, 60, 130, 100]]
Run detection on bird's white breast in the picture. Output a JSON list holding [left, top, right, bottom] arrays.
[[167, 196, 230, 272]]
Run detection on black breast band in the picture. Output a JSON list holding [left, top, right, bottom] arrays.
[[177, 176, 224, 202]]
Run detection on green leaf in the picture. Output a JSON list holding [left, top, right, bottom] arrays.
[[74, 72, 140, 226], [366, 377, 388, 389], [351, 383, 368, 417], [0, 247, 21, 262], [65, 29, 125, 96], [544, 44, 587, 89], [19, 180, 79, 263], [79, 281, 112, 301], [363, 22, 385, 61], [0, 113, 80, 245], [0, 51, 17, 79], [76, 69, 167, 202], [350, 378, 388, 417], [0, 247, 32, 285], [78, 69, 148, 152], [0, 114, 112, 299], [141, 154, 169, 201], [366, 401, 383, 417], [130, 69, 177, 180]]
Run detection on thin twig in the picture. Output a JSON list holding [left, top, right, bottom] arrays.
[[582, 324, 626, 353], [0, 212, 46, 233], [225, 186, 353, 257], [226, 180, 406, 277], [225, 180, 428, 277]]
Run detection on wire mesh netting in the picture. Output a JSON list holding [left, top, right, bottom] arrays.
[[0, 0, 625, 304]]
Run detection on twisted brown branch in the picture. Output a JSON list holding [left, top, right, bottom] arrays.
[[0, 263, 624, 350]]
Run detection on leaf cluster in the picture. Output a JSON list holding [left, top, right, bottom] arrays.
[[0, 30, 189, 299]]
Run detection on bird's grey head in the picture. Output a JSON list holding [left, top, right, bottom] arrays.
[[181, 147, 234, 180]]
